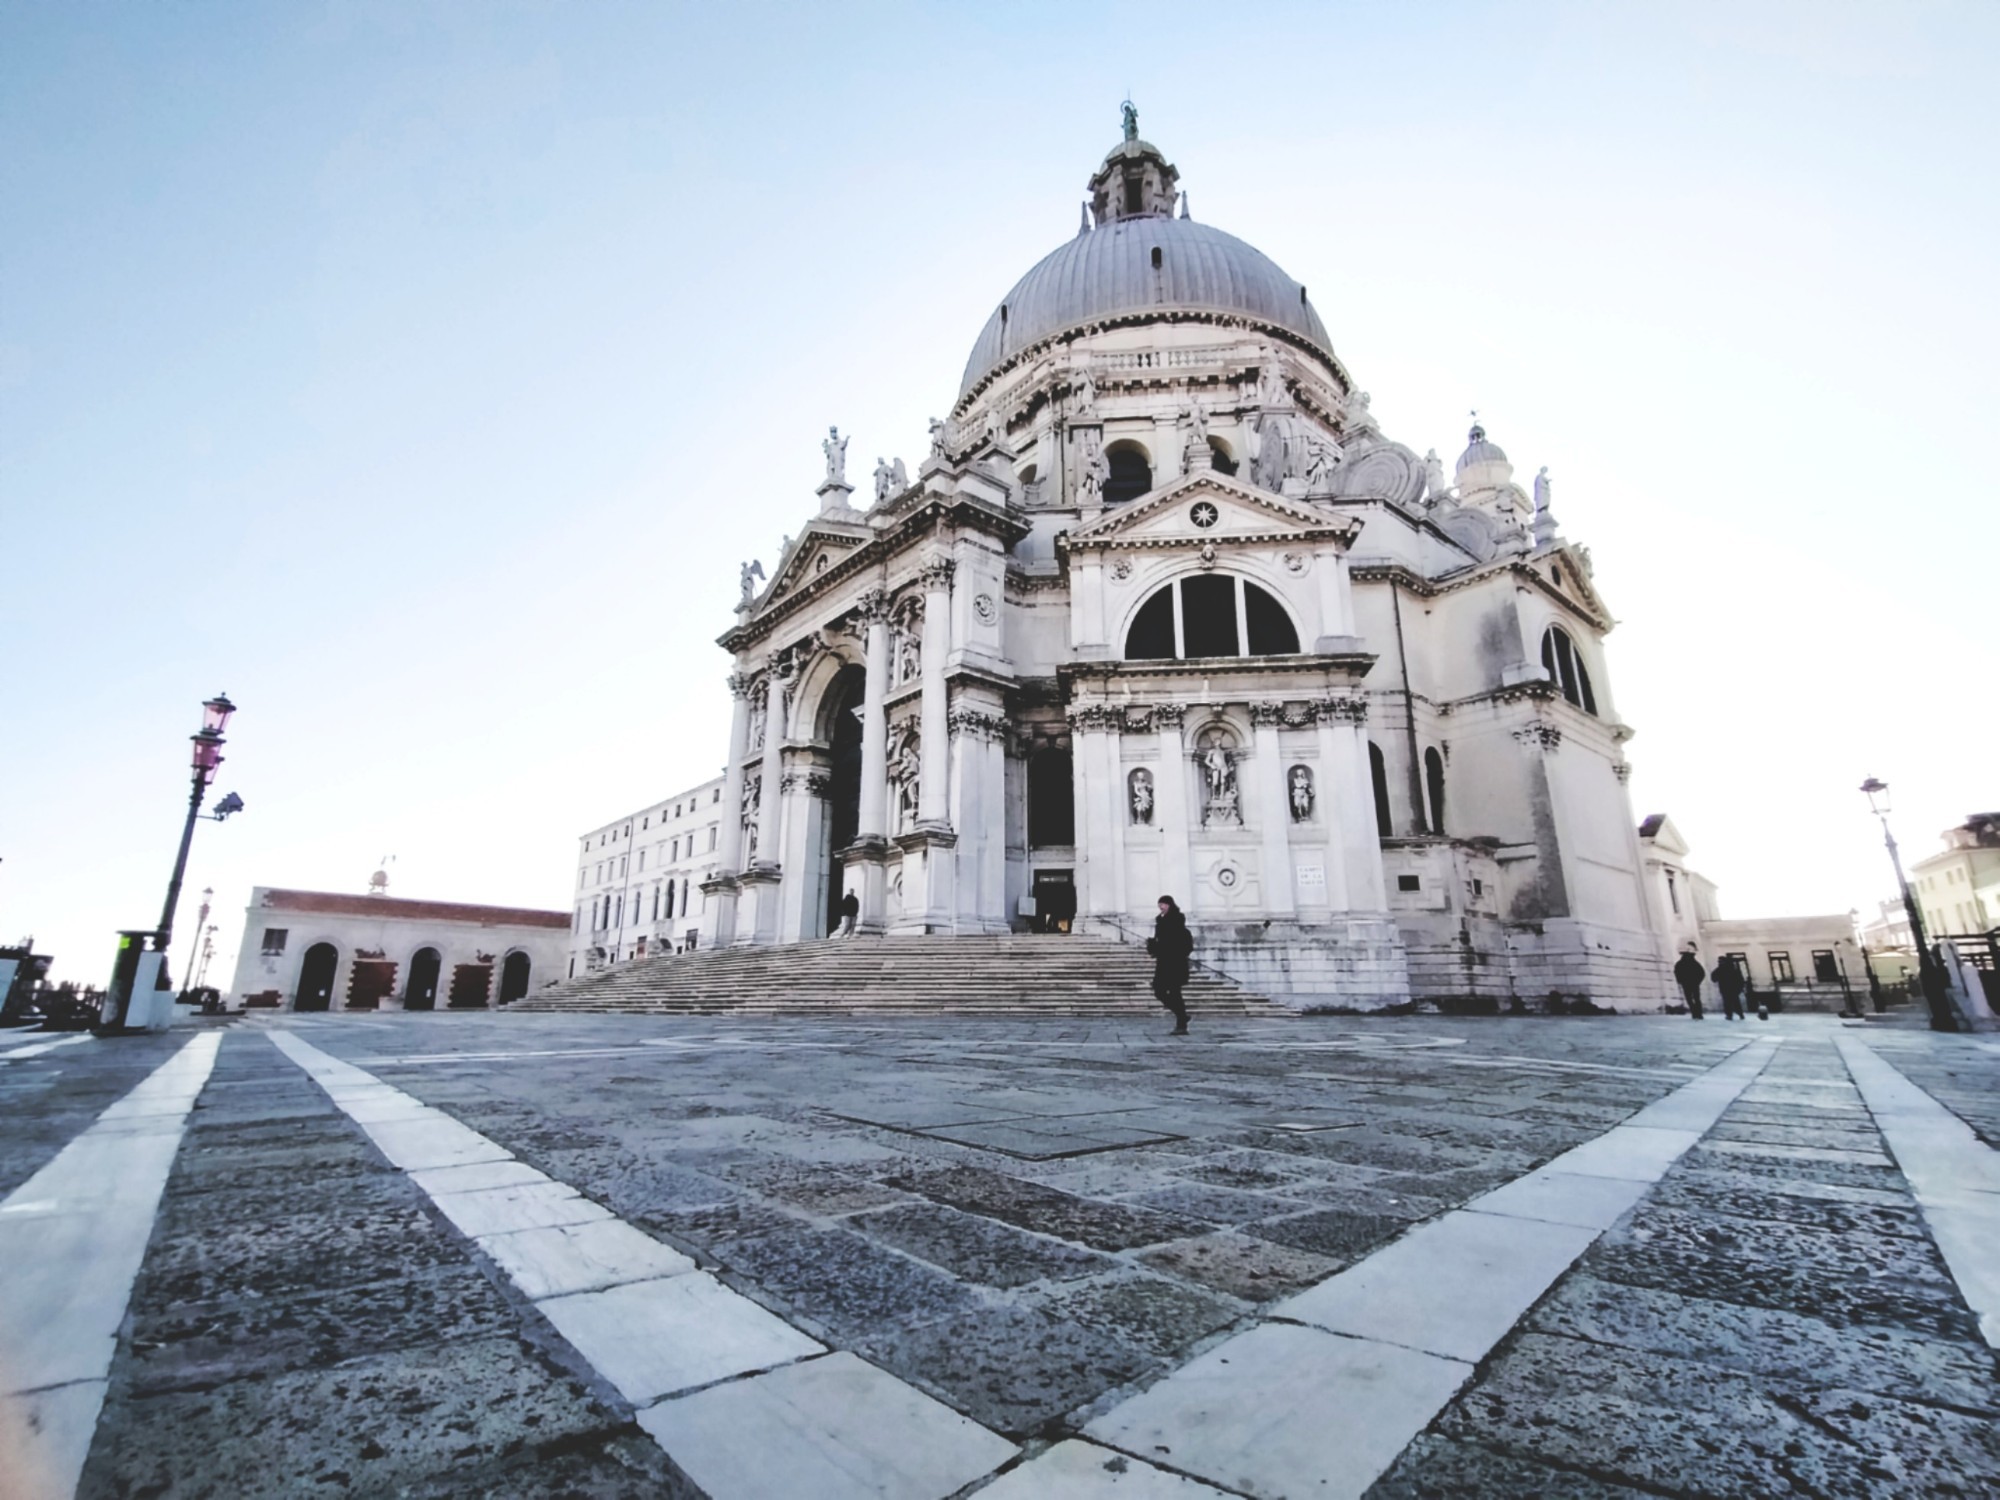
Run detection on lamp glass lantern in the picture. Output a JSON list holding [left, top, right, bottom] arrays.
[[1860, 777, 1889, 816], [190, 730, 225, 784], [201, 693, 237, 736]]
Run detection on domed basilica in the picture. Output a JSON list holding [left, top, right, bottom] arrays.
[[706, 110, 1669, 1009]]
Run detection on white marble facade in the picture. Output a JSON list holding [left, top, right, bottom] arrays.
[[703, 115, 1673, 1009]]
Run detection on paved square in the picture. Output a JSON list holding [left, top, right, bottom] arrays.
[[0, 1010, 1995, 1498]]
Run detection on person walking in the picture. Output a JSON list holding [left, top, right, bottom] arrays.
[[834, 888, 859, 939], [1674, 947, 1706, 1020], [1713, 956, 1747, 1021], [1148, 895, 1194, 1035]]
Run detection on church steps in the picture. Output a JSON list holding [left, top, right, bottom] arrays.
[[515, 935, 1282, 1018]]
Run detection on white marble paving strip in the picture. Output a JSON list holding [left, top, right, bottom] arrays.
[[266, 1029, 1019, 1499], [0, 1031, 222, 1500], [1835, 1034, 2000, 1348], [976, 1438, 1243, 1497], [0, 1034, 94, 1062], [1075, 1039, 1779, 1500]]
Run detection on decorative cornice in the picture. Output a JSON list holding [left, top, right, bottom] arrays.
[[1512, 723, 1563, 753]]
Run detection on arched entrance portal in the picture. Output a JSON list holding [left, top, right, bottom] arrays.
[[498, 951, 532, 1005], [295, 943, 338, 1012], [821, 665, 865, 936], [404, 947, 441, 1010]]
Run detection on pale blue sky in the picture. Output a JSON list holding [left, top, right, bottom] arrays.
[[4, 1, 1994, 984]]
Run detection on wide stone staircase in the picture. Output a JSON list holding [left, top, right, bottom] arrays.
[[513, 934, 1286, 1019]]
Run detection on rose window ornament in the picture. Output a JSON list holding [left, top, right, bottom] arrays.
[[1190, 500, 1220, 529]]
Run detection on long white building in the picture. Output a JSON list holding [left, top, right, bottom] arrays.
[[569, 776, 725, 976]]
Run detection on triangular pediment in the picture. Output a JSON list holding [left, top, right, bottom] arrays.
[[1639, 812, 1692, 857], [1063, 471, 1358, 552], [1538, 540, 1612, 626], [754, 520, 871, 611]]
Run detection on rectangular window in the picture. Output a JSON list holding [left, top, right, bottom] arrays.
[[1812, 950, 1840, 983], [1768, 951, 1794, 983], [672, 838, 680, 861], [1665, 869, 1680, 915], [619, 856, 628, 877], [708, 827, 717, 851], [1180, 574, 1240, 659], [1397, 874, 1421, 892], [713, 788, 721, 803], [638, 850, 645, 871], [578, 869, 586, 889], [261, 928, 288, 956]]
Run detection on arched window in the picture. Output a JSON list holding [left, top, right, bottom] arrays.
[[1369, 742, 1393, 837], [1207, 439, 1238, 477], [1124, 575, 1301, 660], [1540, 626, 1598, 715], [1103, 442, 1152, 505], [1424, 748, 1446, 836]]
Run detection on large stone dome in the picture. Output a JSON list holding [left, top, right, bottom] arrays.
[[957, 215, 1334, 403]]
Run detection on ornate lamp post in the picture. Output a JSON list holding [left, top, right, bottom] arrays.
[[1861, 777, 1955, 1032], [156, 694, 243, 961]]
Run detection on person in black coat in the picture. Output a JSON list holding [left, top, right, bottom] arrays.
[[1148, 895, 1194, 1035], [1673, 948, 1707, 1020], [1712, 957, 1747, 1021]]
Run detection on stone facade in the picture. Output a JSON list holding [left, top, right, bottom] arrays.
[[569, 779, 726, 975], [701, 116, 1675, 1010], [226, 887, 570, 1012]]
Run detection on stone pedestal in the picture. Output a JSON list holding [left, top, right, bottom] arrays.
[[737, 867, 783, 947], [702, 874, 742, 948], [892, 828, 958, 934], [839, 838, 891, 934]]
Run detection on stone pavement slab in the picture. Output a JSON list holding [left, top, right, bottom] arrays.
[[637, 1351, 1016, 1500], [979, 1438, 1243, 1497]]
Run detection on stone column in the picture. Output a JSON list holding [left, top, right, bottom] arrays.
[[1154, 705, 1194, 905], [915, 556, 953, 828], [716, 673, 753, 873], [754, 657, 790, 865], [1251, 704, 1297, 920], [857, 591, 891, 839], [1071, 706, 1122, 921], [948, 704, 1009, 933], [1321, 695, 1382, 909]]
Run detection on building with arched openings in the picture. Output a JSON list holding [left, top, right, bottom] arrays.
[[702, 112, 1671, 1010]]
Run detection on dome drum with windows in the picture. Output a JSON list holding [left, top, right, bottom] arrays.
[[691, 107, 1669, 1016]]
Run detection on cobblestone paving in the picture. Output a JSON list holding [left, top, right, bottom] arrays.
[[2, 1011, 1993, 1497]]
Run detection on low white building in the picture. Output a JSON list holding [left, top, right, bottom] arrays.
[[227, 887, 570, 1011], [1639, 815, 1862, 1010], [569, 776, 725, 976]]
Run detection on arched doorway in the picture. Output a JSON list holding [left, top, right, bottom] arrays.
[[821, 665, 865, 936], [498, 951, 532, 1005], [404, 947, 441, 1010], [295, 943, 338, 1012]]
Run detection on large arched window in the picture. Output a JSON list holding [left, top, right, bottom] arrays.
[[1540, 626, 1598, 715], [1102, 442, 1153, 505], [1124, 575, 1301, 660]]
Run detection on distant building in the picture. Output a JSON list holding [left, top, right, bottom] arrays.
[[1639, 815, 1862, 1009], [227, 887, 569, 1012], [1910, 812, 2000, 938], [570, 776, 725, 976]]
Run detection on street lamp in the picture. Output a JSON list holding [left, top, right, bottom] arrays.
[[155, 694, 243, 960], [1860, 777, 1955, 1032]]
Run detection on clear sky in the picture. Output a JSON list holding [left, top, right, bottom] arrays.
[[4, 1, 1994, 987]]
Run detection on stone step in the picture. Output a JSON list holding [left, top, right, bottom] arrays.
[[516, 934, 1283, 1018]]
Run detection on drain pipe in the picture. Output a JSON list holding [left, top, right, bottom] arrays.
[[1388, 578, 1426, 835]]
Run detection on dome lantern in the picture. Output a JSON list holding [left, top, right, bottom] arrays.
[[1088, 103, 1181, 227], [1456, 415, 1514, 495]]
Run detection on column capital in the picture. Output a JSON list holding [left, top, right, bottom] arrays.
[[948, 707, 1008, 742], [1513, 723, 1562, 754], [1316, 694, 1369, 725], [727, 671, 757, 700], [1066, 704, 1118, 733], [915, 553, 956, 591], [857, 586, 892, 623], [1152, 702, 1187, 729], [1249, 701, 1287, 727]]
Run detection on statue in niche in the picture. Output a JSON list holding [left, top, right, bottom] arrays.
[[892, 613, 922, 684], [1185, 398, 1209, 444], [1078, 443, 1110, 506], [1196, 731, 1241, 827], [873, 457, 894, 502], [889, 734, 921, 831], [1257, 361, 1291, 410], [748, 696, 767, 753], [822, 426, 848, 485], [1252, 412, 1291, 491], [738, 558, 766, 604], [1423, 448, 1450, 506], [1129, 768, 1155, 825], [742, 775, 761, 861], [1072, 368, 1097, 415], [1289, 765, 1315, 822]]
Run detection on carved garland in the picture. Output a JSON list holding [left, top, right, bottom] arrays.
[[1513, 724, 1563, 753]]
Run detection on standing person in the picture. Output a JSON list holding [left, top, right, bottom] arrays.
[[1148, 895, 1194, 1036], [1674, 947, 1707, 1020], [834, 888, 859, 939], [1713, 956, 1747, 1021]]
